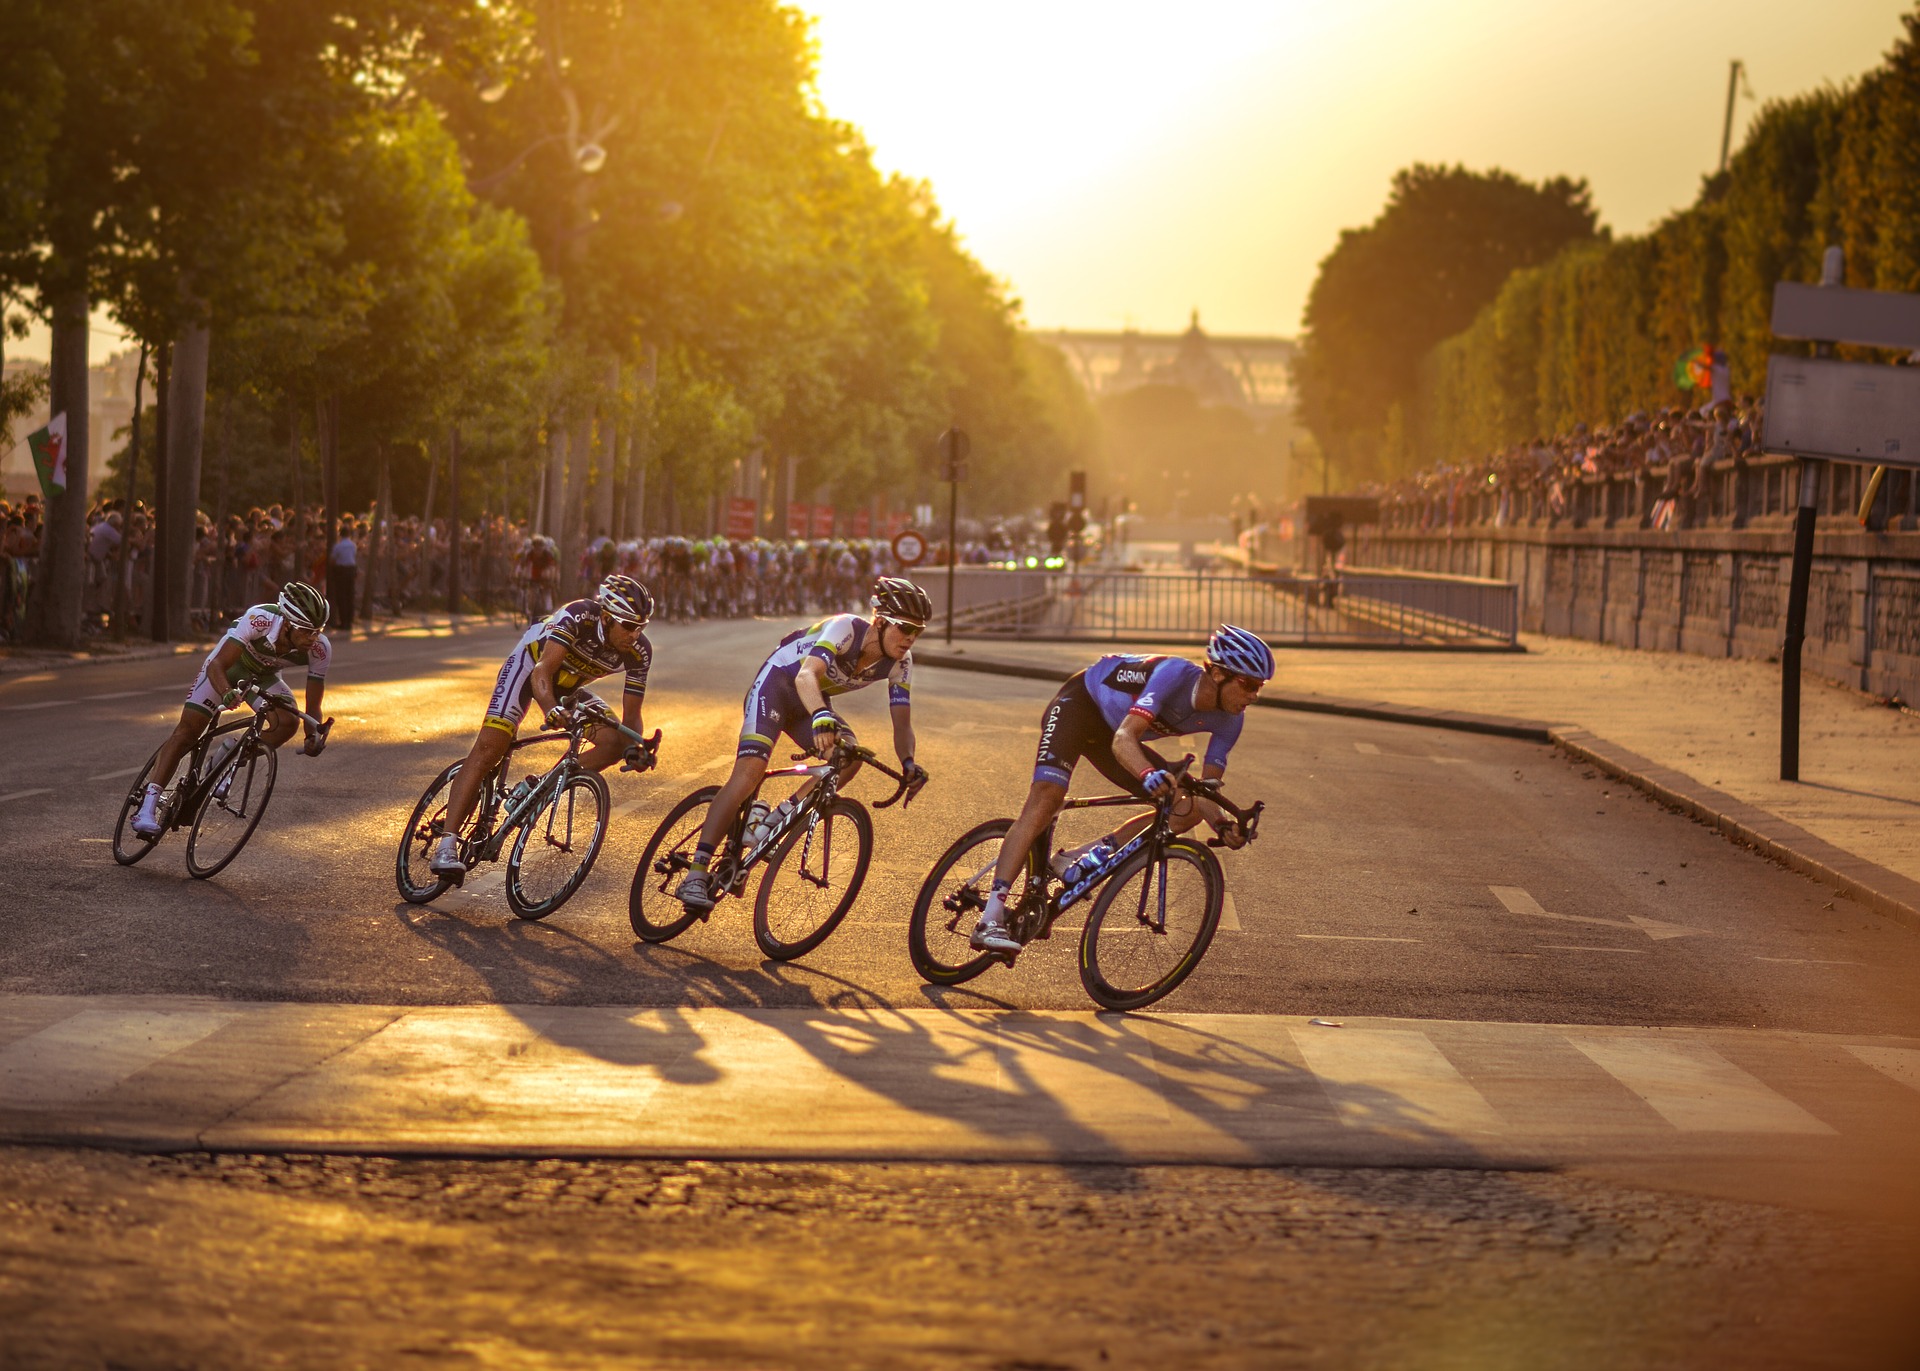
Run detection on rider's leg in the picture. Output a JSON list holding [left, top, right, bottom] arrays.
[[433, 723, 515, 872], [577, 720, 626, 773], [149, 706, 210, 792], [991, 780, 1067, 889], [677, 751, 769, 910]]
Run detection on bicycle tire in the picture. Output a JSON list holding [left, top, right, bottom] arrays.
[[751, 797, 873, 961], [185, 742, 278, 879], [1077, 839, 1223, 1011], [395, 761, 465, 904], [112, 749, 164, 866], [505, 770, 610, 920], [629, 785, 722, 943], [907, 818, 1020, 986]]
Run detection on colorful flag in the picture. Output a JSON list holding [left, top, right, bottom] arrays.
[[1673, 345, 1725, 391], [27, 411, 67, 500]]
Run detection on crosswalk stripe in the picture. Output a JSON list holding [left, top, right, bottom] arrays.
[[0, 789, 51, 805], [1352, 742, 1379, 755], [1569, 1037, 1835, 1134], [1291, 1028, 1503, 1135], [1845, 1045, 1920, 1095], [0, 1009, 236, 1109]]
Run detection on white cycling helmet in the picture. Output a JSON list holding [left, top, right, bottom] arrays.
[[1205, 623, 1275, 680]]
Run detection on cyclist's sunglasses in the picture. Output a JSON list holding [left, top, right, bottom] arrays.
[[879, 616, 926, 638], [602, 610, 649, 631], [1220, 669, 1265, 692]]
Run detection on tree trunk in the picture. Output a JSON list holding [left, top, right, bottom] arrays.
[[162, 313, 211, 638], [111, 344, 148, 642], [421, 445, 439, 527], [23, 283, 91, 648], [560, 408, 591, 597], [318, 392, 340, 543], [541, 414, 566, 540], [287, 394, 303, 516], [447, 426, 462, 615], [150, 346, 172, 641], [360, 445, 388, 623]]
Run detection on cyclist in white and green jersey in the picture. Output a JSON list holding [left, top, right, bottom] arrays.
[[130, 581, 332, 838]]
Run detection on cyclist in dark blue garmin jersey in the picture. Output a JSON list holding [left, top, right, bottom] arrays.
[[970, 624, 1275, 954]]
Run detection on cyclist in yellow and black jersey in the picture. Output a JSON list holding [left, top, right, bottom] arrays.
[[429, 576, 659, 877]]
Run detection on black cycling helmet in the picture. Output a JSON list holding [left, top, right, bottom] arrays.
[[597, 574, 655, 626], [870, 576, 932, 628]]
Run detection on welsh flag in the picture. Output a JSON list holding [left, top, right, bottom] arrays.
[[28, 411, 67, 500], [1672, 346, 1725, 391]]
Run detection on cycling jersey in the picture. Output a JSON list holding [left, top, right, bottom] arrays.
[[184, 605, 329, 716], [735, 614, 911, 760], [484, 598, 652, 734], [1082, 654, 1242, 772]]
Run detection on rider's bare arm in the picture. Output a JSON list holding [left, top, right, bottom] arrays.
[[206, 638, 245, 700], [891, 702, 915, 767], [1110, 712, 1160, 779], [530, 640, 569, 719], [795, 657, 839, 753]]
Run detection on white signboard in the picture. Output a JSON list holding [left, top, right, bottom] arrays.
[[1763, 356, 1920, 469]]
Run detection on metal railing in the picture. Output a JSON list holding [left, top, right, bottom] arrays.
[[930, 567, 1519, 647]]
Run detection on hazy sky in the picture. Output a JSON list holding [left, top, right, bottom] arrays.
[[802, 0, 1911, 336], [15, 1, 1908, 363]]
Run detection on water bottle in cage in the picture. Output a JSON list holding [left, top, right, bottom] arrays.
[[742, 801, 773, 854]]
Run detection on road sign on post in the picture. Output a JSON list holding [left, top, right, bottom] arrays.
[[937, 427, 969, 644], [1763, 357, 1920, 467]]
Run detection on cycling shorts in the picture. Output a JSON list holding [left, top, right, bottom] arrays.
[[483, 645, 541, 734], [1033, 672, 1167, 794], [184, 647, 295, 718], [736, 659, 847, 761]]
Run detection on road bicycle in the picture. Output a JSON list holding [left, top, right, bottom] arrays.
[[112, 683, 334, 879], [629, 742, 922, 961], [908, 757, 1262, 1011], [395, 694, 659, 920]]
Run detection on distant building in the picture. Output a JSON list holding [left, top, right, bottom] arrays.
[[1, 349, 141, 500], [1041, 313, 1295, 421]]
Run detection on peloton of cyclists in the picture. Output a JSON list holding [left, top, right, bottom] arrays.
[[674, 576, 934, 913], [131, 581, 334, 838], [968, 624, 1274, 955], [429, 574, 659, 878]]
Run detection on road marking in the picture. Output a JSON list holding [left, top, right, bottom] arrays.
[[1755, 956, 1862, 966], [1845, 1045, 1920, 1095], [1540, 944, 1649, 954], [1219, 893, 1241, 931], [1352, 742, 1380, 755], [1429, 757, 1466, 765], [1569, 1038, 1835, 1134], [0, 1009, 236, 1109], [82, 690, 150, 701], [1298, 934, 1422, 943], [1292, 1028, 1503, 1135], [1, 700, 62, 712], [86, 766, 143, 782], [0, 789, 50, 805], [1490, 885, 1708, 941], [450, 868, 508, 898]]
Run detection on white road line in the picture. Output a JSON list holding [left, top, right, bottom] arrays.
[[1569, 1038, 1835, 1134], [1490, 885, 1708, 941], [1845, 1045, 1920, 1095], [1429, 757, 1466, 765], [1755, 956, 1862, 966], [1292, 1028, 1503, 1134], [86, 766, 143, 782], [0, 1009, 236, 1109], [1, 700, 63, 712], [0, 789, 51, 805], [1298, 934, 1423, 943], [1540, 944, 1650, 954], [1218, 893, 1241, 931], [1352, 742, 1380, 755], [81, 690, 150, 701]]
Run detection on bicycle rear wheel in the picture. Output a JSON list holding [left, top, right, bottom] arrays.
[[752, 798, 873, 961], [112, 749, 164, 866], [506, 770, 610, 920], [1077, 839, 1222, 1011], [629, 785, 722, 943], [907, 818, 1023, 986], [395, 761, 486, 904], [185, 741, 278, 879]]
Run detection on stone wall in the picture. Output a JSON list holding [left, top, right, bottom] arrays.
[[1347, 523, 1920, 703]]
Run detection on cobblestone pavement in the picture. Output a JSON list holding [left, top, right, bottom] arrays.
[[2, 1146, 1916, 1370]]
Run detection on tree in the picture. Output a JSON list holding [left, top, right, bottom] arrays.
[[1294, 164, 1600, 484]]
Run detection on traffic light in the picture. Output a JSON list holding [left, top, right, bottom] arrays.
[[1047, 502, 1069, 557]]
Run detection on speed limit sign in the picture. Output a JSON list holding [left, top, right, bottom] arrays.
[[891, 528, 927, 566]]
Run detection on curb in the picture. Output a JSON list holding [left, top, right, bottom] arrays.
[[914, 649, 1920, 932]]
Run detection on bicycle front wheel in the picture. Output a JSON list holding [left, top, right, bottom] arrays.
[[185, 742, 278, 879], [506, 770, 610, 920], [752, 798, 873, 961], [907, 818, 1022, 986], [112, 750, 164, 866], [1077, 839, 1222, 1011], [629, 785, 721, 943]]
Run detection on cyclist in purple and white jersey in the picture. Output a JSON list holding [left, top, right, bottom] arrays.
[[969, 624, 1274, 954], [675, 577, 933, 912]]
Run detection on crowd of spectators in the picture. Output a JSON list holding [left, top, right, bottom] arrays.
[[1361, 397, 1768, 533]]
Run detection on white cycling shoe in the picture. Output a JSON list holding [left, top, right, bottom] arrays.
[[429, 833, 466, 877], [130, 784, 165, 839], [969, 894, 1021, 954], [677, 868, 716, 913]]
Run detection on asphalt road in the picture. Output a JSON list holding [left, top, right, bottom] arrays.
[[2, 616, 1917, 1036]]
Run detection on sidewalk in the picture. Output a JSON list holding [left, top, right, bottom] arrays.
[[917, 634, 1920, 925]]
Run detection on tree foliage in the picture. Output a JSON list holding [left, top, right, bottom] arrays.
[[1293, 164, 1601, 483], [1412, 6, 1920, 464]]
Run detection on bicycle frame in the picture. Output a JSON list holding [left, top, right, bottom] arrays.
[[469, 700, 655, 865], [173, 687, 328, 821]]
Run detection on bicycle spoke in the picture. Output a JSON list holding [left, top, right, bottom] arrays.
[[1079, 843, 1220, 1010], [753, 799, 872, 961], [506, 772, 608, 918]]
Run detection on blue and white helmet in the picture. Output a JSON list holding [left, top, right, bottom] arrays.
[[1206, 624, 1274, 680]]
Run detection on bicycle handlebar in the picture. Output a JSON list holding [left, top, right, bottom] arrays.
[[784, 740, 925, 808], [1163, 754, 1263, 846]]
